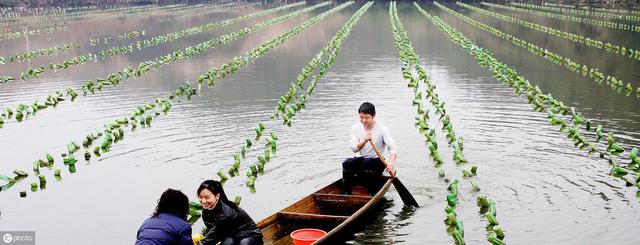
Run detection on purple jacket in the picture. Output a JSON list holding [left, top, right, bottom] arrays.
[[136, 213, 193, 245]]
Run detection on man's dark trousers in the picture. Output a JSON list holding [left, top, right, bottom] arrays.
[[342, 157, 385, 195]]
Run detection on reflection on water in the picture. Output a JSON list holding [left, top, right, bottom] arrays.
[[1, 2, 640, 244]]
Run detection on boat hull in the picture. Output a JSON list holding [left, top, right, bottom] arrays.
[[257, 176, 394, 244]]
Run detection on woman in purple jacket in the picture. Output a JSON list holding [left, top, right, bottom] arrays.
[[136, 188, 193, 245]]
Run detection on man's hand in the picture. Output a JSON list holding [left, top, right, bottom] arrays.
[[363, 130, 372, 142], [386, 154, 397, 175], [356, 131, 372, 150], [386, 161, 397, 175]]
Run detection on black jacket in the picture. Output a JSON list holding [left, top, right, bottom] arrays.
[[198, 201, 263, 245]]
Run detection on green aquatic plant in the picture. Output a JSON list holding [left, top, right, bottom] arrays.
[[606, 132, 625, 155]]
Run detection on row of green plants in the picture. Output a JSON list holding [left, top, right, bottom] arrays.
[[0, 1, 353, 198], [0, 2, 331, 131], [156, 3, 237, 24], [428, 2, 640, 197], [0, 3, 299, 75], [544, 3, 580, 9], [1, 2, 307, 83], [0, 25, 69, 40], [510, 2, 640, 22], [0, 42, 78, 65], [393, 3, 507, 244], [0, 3, 196, 33], [91, 1, 308, 60], [390, 3, 464, 243], [543, 2, 640, 16], [0, 4, 185, 28], [0, 3, 196, 45], [439, 3, 640, 100], [272, 2, 371, 128], [458, 2, 640, 64], [89, 30, 146, 46], [0, 22, 68, 34], [0, 5, 97, 19], [0, 4, 159, 22], [482, 2, 640, 33], [413, 3, 514, 244]]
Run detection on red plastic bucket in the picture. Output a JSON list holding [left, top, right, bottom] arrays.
[[290, 228, 327, 245]]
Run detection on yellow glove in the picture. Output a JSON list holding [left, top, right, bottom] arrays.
[[192, 233, 204, 245]]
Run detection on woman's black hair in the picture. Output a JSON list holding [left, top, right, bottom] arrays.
[[197, 180, 239, 210], [358, 102, 376, 117], [152, 188, 189, 221]]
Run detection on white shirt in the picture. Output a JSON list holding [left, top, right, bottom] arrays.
[[350, 121, 398, 158]]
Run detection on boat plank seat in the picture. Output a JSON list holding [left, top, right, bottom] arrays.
[[312, 193, 372, 202], [312, 193, 372, 216], [277, 211, 349, 223]]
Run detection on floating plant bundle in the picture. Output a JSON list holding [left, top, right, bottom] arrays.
[[444, 211, 457, 225], [630, 148, 640, 167], [187, 208, 202, 225], [447, 193, 458, 207], [0, 174, 16, 191], [67, 141, 80, 154], [255, 123, 265, 140], [452, 144, 467, 163], [606, 132, 625, 155], [610, 165, 628, 177], [247, 176, 256, 188], [428, 143, 444, 165], [548, 112, 567, 132], [488, 232, 505, 245], [0, 75, 15, 84], [13, 169, 28, 179], [462, 165, 478, 177], [38, 174, 47, 189], [217, 169, 229, 181]]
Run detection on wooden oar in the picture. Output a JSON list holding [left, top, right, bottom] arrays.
[[368, 139, 419, 207]]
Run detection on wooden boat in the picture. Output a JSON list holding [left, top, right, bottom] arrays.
[[257, 176, 394, 244]]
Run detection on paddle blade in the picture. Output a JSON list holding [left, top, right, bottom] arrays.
[[392, 177, 419, 207]]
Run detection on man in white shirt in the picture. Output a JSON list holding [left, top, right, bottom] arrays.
[[342, 102, 398, 196]]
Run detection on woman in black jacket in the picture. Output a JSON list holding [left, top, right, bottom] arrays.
[[196, 180, 263, 245]]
